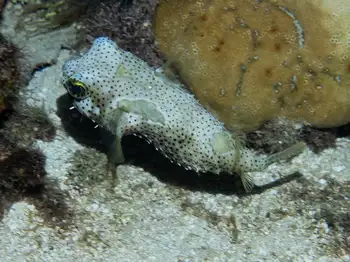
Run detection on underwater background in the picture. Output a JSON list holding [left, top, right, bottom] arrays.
[[0, 0, 349, 261]]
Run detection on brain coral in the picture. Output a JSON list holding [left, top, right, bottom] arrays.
[[154, 0, 350, 132]]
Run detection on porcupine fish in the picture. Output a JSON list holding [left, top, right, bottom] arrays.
[[62, 37, 305, 191]]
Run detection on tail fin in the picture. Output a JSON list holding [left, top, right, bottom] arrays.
[[266, 142, 306, 166], [239, 142, 306, 192]]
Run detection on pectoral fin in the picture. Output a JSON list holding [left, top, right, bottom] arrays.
[[119, 99, 165, 124]]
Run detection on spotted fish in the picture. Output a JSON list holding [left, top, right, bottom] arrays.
[[62, 37, 305, 191]]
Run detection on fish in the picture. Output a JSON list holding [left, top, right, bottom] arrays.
[[62, 37, 305, 192]]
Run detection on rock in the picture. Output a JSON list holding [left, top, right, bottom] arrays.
[[0, 2, 78, 69]]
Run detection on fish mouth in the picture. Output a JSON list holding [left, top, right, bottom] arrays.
[[72, 98, 100, 121], [71, 100, 88, 116]]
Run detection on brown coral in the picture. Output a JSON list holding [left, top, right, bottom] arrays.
[[0, 135, 73, 229], [1, 104, 56, 148], [0, 33, 22, 113], [83, 0, 164, 67], [154, 0, 350, 132], [0, 0, 5, 18]]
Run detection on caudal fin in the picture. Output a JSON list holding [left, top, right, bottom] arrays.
[[237, 142, 306, 192]]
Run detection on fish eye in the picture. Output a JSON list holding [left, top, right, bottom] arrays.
[[65, 79, 88, 99]]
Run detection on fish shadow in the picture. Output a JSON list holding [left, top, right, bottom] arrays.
[[56, 94, 302, 197]]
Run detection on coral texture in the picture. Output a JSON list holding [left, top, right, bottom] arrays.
[[154, 0, 350, 132]]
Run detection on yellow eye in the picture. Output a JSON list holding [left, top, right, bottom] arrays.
[[65, 79, 88, 99]]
